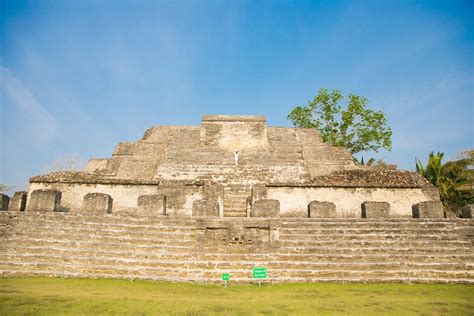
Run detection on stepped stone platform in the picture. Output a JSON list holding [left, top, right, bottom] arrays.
[[1, 114, 472, 283], [0, 212, 472, 283]]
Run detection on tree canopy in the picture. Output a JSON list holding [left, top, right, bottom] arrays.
[[288, 88, 392, 155]]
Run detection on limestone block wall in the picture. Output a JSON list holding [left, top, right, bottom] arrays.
[[1, 212, 472, 283], [264, 186, 440, 218], [200, 115, 268, 152], [8, 192, 27, 212], [27, 182, 205, 217]]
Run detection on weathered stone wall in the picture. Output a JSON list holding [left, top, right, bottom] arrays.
[[137, 194, 166, 214], [27, 190, 62, 212], [83, 193, 113, 213], [361, 201, 390, 218], [27, 182, 203, 216], [0, 212, 472, 283], [265, 187, 439, 218], [251, 200, 280, 218], [308, 201, 336, 218], [200, 115, 268, 152], [0, 194, 9, 210], [412, 201, 445, 218], [296, 129, 355, 178], [8, 192, 27, 212]]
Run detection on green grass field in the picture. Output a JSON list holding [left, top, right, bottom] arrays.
[[0, 277, 473, 315]]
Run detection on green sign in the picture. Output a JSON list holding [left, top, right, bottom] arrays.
[[222, 273, 230, 281], [252, 267, 267, 279]]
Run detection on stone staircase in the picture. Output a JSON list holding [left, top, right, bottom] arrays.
[[0, 212, 472, 283], [223, 186, 251, 217]]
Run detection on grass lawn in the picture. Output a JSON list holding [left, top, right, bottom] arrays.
[[0, 277, 473, 315]]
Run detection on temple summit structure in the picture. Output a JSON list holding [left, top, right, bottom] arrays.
[[27, 115, 444, 218]]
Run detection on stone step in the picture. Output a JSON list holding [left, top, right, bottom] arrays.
[[280, 226, 462, 233], [8, 228, 197, 240], [5, 246, 472, 263], [0, 255, 471, 274], [0, 255, 471, 279], [277, 246, 471, 255], [279, 226, 461, 232], [278, 240, 470, 248], [0, 263, 471, 284], [279, 233, 463, 241], [1, 268, 472, 284], [280, 220, 462, 226], [223, 211, 247, 218], [10, 218, 198, 229], [1, 212, 472, 283], [3, 238, 469, 257], [5, 232, 196, 244], [1, 238, 196, 252], [14, 218, 461, 228]]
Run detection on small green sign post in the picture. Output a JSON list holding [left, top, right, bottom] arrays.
[[222, 273, 230, 287], [252, 267, 267, 287]]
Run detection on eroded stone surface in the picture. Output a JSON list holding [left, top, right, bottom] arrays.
[[308, 201, 336, 218], [137, 194, 166, 214], [0, 194, 10, 210], [361, 201, 390, 218], [412, 201, 444, 218], [252, 199, 280, 218], [192, 199, 220, 217], [28, 190, 62, 212], [8, 192, 27, 212], [83, 193, 113, 213]]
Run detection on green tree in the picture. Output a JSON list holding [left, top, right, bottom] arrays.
[[288, 88, 392, 155]]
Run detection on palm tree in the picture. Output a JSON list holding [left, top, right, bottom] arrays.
[[416, 151, 444, 186], [416, 150, 474, 214]]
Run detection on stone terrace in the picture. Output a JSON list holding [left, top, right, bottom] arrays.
[[0, 212, 472, 283]]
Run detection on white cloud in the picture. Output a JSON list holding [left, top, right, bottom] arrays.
[[0, 67, 57, 144]]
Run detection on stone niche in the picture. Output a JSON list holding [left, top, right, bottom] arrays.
[[0, 194, 10, 210], [412, 201, 444, 218], [196, 219, 279, 250], [137, 194, 166, 214], [251, 199, 280, 218], [83, 193, 113, 213], [361, 201, 390, 218], [200, 115, 268, 152], [308, 201, 336, 218], [28, 190, 62, 212], [192, 199, 220, 217], [9, 192, 27, 212]]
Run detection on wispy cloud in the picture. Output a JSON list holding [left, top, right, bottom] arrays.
[[0, 67, 57, 144]]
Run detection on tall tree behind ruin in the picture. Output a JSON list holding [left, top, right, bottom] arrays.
[[288, 88, 392, 155], [43, 153, 86, 173]]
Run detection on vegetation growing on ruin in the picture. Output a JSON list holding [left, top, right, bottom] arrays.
[[354, 157, 397, 169], [288, 88, 392, 155], [1, 277, 473, 315]]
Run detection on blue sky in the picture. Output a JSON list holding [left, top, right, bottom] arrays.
[[1, 0, 473, 192]]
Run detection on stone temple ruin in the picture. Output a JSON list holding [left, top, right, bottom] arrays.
[[0, 115, 473, 283]]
